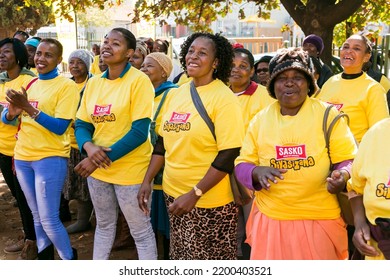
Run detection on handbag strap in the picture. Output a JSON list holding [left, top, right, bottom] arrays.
[[190, 81, 216, 140], [322, 105, 350, 170], [153, 88, 170, 122]]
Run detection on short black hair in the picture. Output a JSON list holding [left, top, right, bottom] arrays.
[[155, 39, 169, 54], [111, 28, 136, 50], [233, 48, 255, 68], [179, 32, 234, 84], [13, 30, 29, 40], [40, 38, 63, 57], [0, 38, 28, 68]]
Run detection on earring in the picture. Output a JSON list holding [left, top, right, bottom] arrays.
[[213, 68, 217, 74]]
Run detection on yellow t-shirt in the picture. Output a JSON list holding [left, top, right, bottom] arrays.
[[90, 55, 102, 75], [316, 72, 389, 143], [176, 73, 192, 86], [14, 76, 80, 161], [77, 66, 154, 185], [0, 74, 35, 156], [379, 75, 390, 92], [348, 118, 390, 225], [235, 97, 357, 220], [236, 82, 275, 131], [159, 79, 245, 208], [70, 79, 88, 149], [153, 89, 175, 191]]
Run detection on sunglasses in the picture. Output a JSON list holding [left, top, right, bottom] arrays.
[[256, 68, 268, 74]]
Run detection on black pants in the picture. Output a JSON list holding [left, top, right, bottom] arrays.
[[0, 153, 36, 240]]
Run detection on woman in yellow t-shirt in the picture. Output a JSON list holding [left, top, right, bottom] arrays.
[[138, 33, 245, 260], [229, 47, 274, 259], [74, 28, 157, 260], [2, 38, 79, 260], [315, 34, 389, 143], [140, 52, 178, 259], [0, 37, 37, 259], [235, 47, 357, 260], [63, 49, 94, 235], [349, 118, 390, 260]]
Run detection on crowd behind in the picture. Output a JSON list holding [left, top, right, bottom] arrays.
[[0, 27, 389, 261]]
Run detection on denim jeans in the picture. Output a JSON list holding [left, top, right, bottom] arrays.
[[0, 153, 35, 241], [15, 157, 74, 259], [87, 177, 157, 260]]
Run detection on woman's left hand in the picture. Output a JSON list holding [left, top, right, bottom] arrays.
[[168, 191, 199, 216], [327, 169, 349, 194], [74, 158, 98, 177]]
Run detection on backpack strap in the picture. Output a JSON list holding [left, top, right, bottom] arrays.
[[190, 81, 216, 140], [323, 105, 350, 170], [153, 88, 170, 122]]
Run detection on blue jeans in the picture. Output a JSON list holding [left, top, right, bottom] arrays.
[[87, 177, 157, 260], [15, 157, 74, 259]]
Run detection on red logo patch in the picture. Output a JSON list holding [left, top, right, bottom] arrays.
[[326, 102, 343, 111], [169, 112, 191, 123], [0, 101, 9, 108], [276, 145, 307, 160], [29, 101, 38, 108], [94, 104, 112, 116]]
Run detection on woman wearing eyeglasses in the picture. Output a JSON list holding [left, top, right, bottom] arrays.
[[254, 55, 273, 86]]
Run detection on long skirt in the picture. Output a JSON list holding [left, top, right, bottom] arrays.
[[246, 202, 348, 260]]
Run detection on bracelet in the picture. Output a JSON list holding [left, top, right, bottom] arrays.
[[30, 109, 41, 119]]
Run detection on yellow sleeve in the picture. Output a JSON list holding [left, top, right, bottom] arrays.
[[235, 113, 261, 166], [129, 74, 154, 121], [348, 133, 369, 195], [327, 107, 358, 163], [214, 96, 245, 151], [365, 84, 389, 128], [55, 80, 80, 120]]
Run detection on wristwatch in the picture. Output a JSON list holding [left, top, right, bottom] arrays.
[[193, 185, 203, 197]]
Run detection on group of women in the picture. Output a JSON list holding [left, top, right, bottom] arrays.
[[0, 28, 389, 261]]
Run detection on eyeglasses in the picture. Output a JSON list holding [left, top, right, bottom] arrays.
[[256, 68, 268, 74]]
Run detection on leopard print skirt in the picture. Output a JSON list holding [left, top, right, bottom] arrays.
[[165, 194, 238, 260]]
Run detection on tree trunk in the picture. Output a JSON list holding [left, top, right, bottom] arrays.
[[281, 0, 365, 65]]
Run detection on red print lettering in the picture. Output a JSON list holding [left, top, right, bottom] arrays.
[[94, 104, 112, 116], [29, 101, 38, 108], [276, 145, 307, 160], [0, 101, 9, 108], [169, 112, 191, 123], [326, 102, 343, 111]]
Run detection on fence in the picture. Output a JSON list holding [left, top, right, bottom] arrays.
[[229, 37, 284, 54]]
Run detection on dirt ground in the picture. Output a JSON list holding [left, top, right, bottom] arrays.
[[0, 172, 138, 260]]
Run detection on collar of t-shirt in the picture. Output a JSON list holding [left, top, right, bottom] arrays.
[[101, 62, 131, 79], [233, 81, 258, 96]]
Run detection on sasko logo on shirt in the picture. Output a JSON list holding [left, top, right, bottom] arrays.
[[270, 144, 315, 171], [94, 104, 112, 115], [91, 104, 116, 123], [163, 112, 191, 133], [276, 145, 306, 160], [169, 112, 191, 123], [326, 101, 343, 111]]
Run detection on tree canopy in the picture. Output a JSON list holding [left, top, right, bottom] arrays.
[[0, 0, 53, 35], [0, 0, 120, 36], [132, 0, 388, 64]]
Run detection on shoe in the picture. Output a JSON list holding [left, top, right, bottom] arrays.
[[37, 244, 55, 260], [66, 200, 93, 234], [3, 239, 24, 254], [17, 239, 38, 260]]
